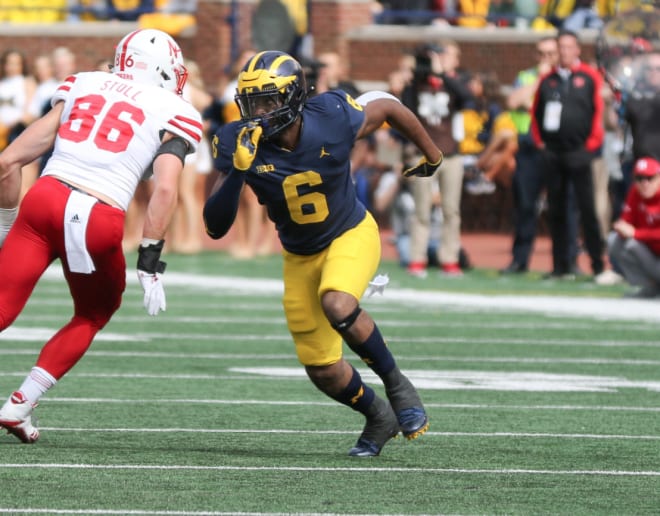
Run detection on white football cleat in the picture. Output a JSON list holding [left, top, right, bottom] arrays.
[[0, 391, 40, 444]]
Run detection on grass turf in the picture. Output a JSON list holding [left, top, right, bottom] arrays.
[[0, 252, 658, 515]]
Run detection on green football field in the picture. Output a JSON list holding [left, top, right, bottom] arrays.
[[1, 252, 659, 515]]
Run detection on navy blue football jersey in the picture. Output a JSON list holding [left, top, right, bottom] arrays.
[[213, 90, 367, 254]]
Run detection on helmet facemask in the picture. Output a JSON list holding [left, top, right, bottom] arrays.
[[167, 62, 188, 96], [235, 82, 304, 139]]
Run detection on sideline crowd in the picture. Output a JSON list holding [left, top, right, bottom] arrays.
[[1, 12, 660, 297]]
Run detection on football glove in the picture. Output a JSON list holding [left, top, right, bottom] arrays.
[[137, 239, 167, 316], [402, 154, 443, 178], [233, 123, 263, 171]]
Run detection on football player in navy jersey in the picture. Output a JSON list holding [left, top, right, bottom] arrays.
[[204, 51, 442, 457]]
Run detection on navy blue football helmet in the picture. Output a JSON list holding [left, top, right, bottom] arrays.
[[234, 51, 307, 139]]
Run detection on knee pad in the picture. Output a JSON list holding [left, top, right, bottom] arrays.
[[330, 306, 362, 332]]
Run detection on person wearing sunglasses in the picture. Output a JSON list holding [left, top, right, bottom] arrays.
[[608, 157, 660, 298]]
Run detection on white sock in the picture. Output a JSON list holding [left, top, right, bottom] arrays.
[[17, 367, 57, 404]]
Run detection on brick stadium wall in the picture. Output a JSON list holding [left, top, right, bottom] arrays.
[[0, 1, 597, 94]]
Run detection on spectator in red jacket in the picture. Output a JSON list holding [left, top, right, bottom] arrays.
[[530, 29, 605, 280], [608, 157, 660, 298]]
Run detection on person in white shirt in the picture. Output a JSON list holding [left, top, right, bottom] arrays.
[[0, 48, 38, 199], [28, 53, 58, 121], [0, 29, 203, 444]]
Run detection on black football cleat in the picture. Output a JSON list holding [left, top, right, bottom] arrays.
[[385, 369, 430, 440], [348, 400, 399, 457], [396, 407, 429, 440]]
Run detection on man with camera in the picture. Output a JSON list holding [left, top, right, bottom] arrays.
[[400, 40, 473, 277]]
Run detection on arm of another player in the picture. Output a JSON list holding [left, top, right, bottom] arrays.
[[0, 101, 63, 209], [356, 92, 443, 177], [0, 101, 63, 246]]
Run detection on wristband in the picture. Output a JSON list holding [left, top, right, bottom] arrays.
[[137, 239, 167, 274]]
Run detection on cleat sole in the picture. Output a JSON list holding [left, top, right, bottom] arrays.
[[403, 419, 429, 441], [0, 421, 39, 444]]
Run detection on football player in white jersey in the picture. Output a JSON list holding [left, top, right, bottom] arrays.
[[0, 29, 203, 443]]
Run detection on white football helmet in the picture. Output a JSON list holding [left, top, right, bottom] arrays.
[[113, 29, 188, 95]]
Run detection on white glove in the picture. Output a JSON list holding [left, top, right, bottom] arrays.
[[137, 270, 166, 316], [136, 238, 167, 316]]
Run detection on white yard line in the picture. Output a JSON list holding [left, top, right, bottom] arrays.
[[39, 268, 660, 323], [1, 463, 659, 476], [28, 427, 660, 440], [3, 354, 660, 366], [35, 397, 660, 412], [3, 332, 659, 348], [18, 313, 660, 332]]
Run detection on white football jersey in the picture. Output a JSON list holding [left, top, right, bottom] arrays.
[[42, 71, 203, 210]]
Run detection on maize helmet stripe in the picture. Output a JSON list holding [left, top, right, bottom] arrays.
[[240, 53, 298, 93], [245, 51, 268, 73]]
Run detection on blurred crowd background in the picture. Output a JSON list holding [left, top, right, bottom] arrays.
[[1, 0, 660, 294]]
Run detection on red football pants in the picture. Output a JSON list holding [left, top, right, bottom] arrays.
[[0, 176, 126, 379]]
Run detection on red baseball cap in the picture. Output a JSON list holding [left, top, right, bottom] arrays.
[[634, 157, 660, 177]]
